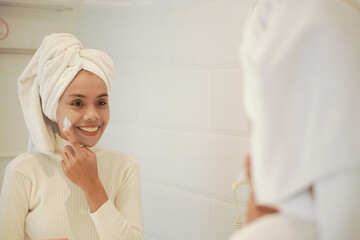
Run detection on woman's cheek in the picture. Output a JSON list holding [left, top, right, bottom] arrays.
[[65, 110, 82, 128]]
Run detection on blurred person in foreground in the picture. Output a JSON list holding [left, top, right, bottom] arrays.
[[230, 0, 360, 239]]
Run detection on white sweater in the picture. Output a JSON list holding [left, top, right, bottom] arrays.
[[0, 134, 144, 240]]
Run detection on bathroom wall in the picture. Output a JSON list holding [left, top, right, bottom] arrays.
[[77, 0, 252, 239], [0, 0, 252, 239]]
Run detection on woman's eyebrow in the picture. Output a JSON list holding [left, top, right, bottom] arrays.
[[67, 93, 108, 98], [97, 93, 108, 98], [68, 94, 86, 98]]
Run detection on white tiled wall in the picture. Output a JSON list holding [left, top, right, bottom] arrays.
[[142, 182, 211, 240], [210, 199, 246, 240], [102, 123, 173, 183], [211, 68, 248, 134], [80, 0, 253, 239], [1, 0, 252, 239], [170, 131, 247, 200], [170, 0, 250, 68]]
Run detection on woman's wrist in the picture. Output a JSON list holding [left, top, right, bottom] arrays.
[[83, 179, 109, 213], [82, 178, 102, 194]]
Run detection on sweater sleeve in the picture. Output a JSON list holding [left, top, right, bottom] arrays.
[[90, 162, 144, 240], [0, 166, 31, 240]]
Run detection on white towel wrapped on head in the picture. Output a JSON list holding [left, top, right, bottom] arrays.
[[18, 33, 114, 155]]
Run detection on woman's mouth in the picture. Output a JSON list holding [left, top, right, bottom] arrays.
[[77, 126, 101, 136]]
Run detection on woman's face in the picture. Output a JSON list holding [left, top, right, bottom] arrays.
[[56, 70, 109, 147]]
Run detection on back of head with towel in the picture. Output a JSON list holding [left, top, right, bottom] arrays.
[[229, 0, 360, 240], [0, 33, 144, 240]]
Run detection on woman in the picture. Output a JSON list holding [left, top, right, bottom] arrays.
[[231, 0, 360, 239], [0, 33, 143, 240]]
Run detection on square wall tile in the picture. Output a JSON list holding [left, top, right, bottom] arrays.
[[100, 123, 172, 183], [171, 131, 249, 200], [135, 0, 214, 17], [142, 182, 210, 240], [76, 2, 137, 28], [211, 68, 248, 134], [0, 116, 28, 153], [210, 199, 247, 240], [157, 71, 210, 129], [134, 0, 175, 17], [110, 71, 211, 130], [172, 0, 215, 10], [0, 62, 28, 153], [171, 0, 253, 68], [79, 15, 171, 71], [0, 55, 32, 116], [107, 71, 140, 122]]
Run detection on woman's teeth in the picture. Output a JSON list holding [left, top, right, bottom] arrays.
[[78, 127, 99, 133]]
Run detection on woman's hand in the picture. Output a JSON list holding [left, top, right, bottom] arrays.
[[61, 128, 108, 212], [245, 153, 278, 223], [61, 128, 100, 192]]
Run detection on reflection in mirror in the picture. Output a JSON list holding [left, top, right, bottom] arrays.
[[0, 0, 254, 239]]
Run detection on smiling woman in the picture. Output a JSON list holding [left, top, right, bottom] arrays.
[[0, 33, 144, 240], [57, 70, 110, 147]]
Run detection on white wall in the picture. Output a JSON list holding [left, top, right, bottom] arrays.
[[77, 0, 252, 239], [0, 0, 252, 239]]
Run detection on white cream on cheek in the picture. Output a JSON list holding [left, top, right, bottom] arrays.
[[63, 116, 72, 129]]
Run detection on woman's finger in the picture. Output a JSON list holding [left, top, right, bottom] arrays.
[[64, 145, 76, 160], [81, 146, 94, 157], [63, 127, 83, 155], [61, 151, 71, 168], [61, 160, 67, 173]]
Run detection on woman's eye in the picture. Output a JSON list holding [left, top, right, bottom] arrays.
[[71, 101, 83, 106], [98, 101, 107, 106]]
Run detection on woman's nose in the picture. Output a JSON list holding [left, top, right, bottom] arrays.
[[83, 106, 100, 121]]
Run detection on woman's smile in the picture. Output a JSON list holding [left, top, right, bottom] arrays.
[[76, 125, 102, 136]]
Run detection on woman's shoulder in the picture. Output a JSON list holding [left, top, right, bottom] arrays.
[[98, 149, 139, 168], [7, 152, 37, 169], [6, 152, 52, 174], [4, 152, 43, 179]]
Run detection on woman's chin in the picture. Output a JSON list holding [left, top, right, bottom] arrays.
[[77, 136, 101, 148], [75, 128, 104, 147]]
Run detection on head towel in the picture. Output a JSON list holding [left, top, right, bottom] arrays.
[[18, 33, 114, 155]]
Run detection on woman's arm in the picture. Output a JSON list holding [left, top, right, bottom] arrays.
[[61, 128, 143, 240], [0, 166, 30, 240], [245, 153, 278, 224], [90, 162, 144, 240]]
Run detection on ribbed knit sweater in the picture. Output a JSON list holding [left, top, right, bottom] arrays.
[[0, 134, 143, 240]]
